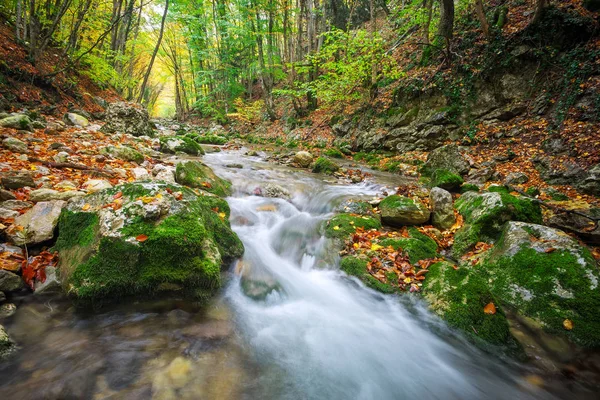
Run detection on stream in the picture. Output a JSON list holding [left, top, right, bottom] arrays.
[[0, 147, 595, 399]]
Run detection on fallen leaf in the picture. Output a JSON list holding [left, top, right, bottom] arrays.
[[333, 226, 340, 231], [82, 203, 91, 211], [136, 234, 149, 242], [563, 319, 573, 330], [484, 302, 497, 315]]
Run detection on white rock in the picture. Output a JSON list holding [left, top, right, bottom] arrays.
[[83, 179, 113, 193]]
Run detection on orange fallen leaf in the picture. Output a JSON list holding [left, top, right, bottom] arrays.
[[113, 191, 123, 200], [484, 302, 497, 315], [563, 319, 573, 330], [82, 203, 91, 211], [136, 234, 149, 242]]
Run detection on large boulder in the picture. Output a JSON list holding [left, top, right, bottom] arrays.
[[53, 182, 244, 306], [293, 151, 313, 168], [453, 189, 542, 257], [379, 195, 430, 226], [430, 187, 456, 230], [422, 144, 470, 176], [0, 114, 32, 131], [481, 222, 600, 347], [100, 102, 155, 137], [175, 160, 232, 197], [8, 200, 66, 245]]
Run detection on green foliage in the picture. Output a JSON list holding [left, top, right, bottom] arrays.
[[324, 214, 382, 240], [312, 157, 340, 175]]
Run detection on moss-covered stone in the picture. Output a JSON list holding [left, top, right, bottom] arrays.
[[100, 145, 144, 163], [312, 157, 340, 174], [379, 195, 430, 226], [480, 222, 600, 348], [324, 213, 381, 240], [453, 191, 542, 257], [379, 227, 438, 264], [340, 256, 396, 294], [324, 148, 344, 158], [333, 199, 378, 218], [159, 136, 204, 155], [460, 183, 480, 193], [175, 160, 232, 197], [423, 261, 522, 352], [53, 182, 243, 307], [187, 132, 228, 145], [431, 169, 464, 191]]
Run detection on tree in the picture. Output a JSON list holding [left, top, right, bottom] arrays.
[[474, 0, 490, 39], [438, 0, 454, 60], [138, 0, 169, 104]]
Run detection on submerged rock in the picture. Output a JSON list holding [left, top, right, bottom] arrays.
[[480, 222, 600, 348], [0, 324, 17, 360], [100, 102, 155, 137], [175, 160, 232, 197], [54, 182, 243, 305], [260, 183, 291, 200], [379, 195, 430, 226]]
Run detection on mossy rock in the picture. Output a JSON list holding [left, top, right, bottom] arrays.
[[431, 169, 464, 192], [340, 256, 396, 294], [53, 182, 243, 307], [453, 191, 542, 257], [423, 261, 522, 352], [175, 160, 232, 197], [379, 195, 430, 226], [100, 145, 144, 163], [333, 199, 378, 218], [187, 132, 228, 145], [480, 222, 600, 348], [159, 136, 204, 156], [324, 213, 381, 240], [0, 114, 32, 131], [460, 183, 480, 193], [378, 227, 438, 264], [312, 157, 340, 175], [324, 148, 344, 158]]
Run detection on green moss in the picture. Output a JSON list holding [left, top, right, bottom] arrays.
[[312, 157, 340, 174], [324, 213, 382, 239], [487, 185, 510, 194], [423, 262, 522, 352], [453, 191, 542, 257], [340, 256, 395, 294], [460, 183, 480, 193], [379, 195, 416, 209], [431, 169, 464, 191], [160, 136, 205, 155], [188, 132, 228, 145], [175, 161, 232, 197], [483, 246, 600, 348], [525, 187, 541, 197], [324, 148, 344, 158], [378, 228, 438, 264], [54, 211, 99, 250]]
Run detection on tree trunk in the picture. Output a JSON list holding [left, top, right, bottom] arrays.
[[475, 0, 490, 38], [438, 0, 454, 61], [532, 0, 548, 25], [137, 0, 169, 104], [422, 0, 433, 46]]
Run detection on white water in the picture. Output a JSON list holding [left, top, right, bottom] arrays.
[[203, 150, 550, 400]]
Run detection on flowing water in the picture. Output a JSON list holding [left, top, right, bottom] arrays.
[[0, 147, 597, 399]]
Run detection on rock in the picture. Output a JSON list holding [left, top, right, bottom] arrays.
[[54, 180, 78, 191], [542, 137, 569, 155], [8, 201, 66, 245], [334, 199, 377, 217], [0, 324, 17, 360], [504, 172, 529, 185], [482, 222, 600, 347], [0, 270, 24, 292], [153, 164, 176, 183], [100, 145, 144, 163], [379, 195, 431, 226], [422, 144, 470, 176], [0, 189, 16, 201], [152, 357, 192, 397], [100, 102, 155, 137], [324, 213, 382, 240], [2, 137, 28, 154], [466, 167, 494, 184], [0, 200, 32, 210], [0, 303, 16, 318], [225, 163, 243, 169], [83, 179, 113, 193], [533, 157, 586, 186], [1, 171, 35, 189], [0, 208, 19, 219], [547, 207, 600, 245], [44, 121, 65, 135], [577, 164, 600, 196], [312, 157, 339, 175], [260, 183, 291, 200], [34, 266, 61, 294], [131, 167, 151, 181], [0, 114, 32, 131], [54, 182, 243, 305], [0, 292, 4, 302], [293, 151, 313, 168], [430, 188, 455, 230], [53, 151, 70, 163], [159, 136, 204, 155], [29, 189, 85, 202], [202, 144, 222, 153], [175, 160, 231, 197], [430, 169, 464, 191], [453, 190, 542, 257], [63, 112, 89, 127]]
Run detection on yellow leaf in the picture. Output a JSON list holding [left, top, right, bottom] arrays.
[[82, 204, 91, 211], [371, 244, 383, 251], [349, 221, 355, 225], [563, 319, 573, 330], [140, 196, 154, 204], [403, 277, 412, 284], [333, 226, 340, 231], [353, 243, 360, 249], [156, 193, 163, 199], [218, 212, 227, 220]]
